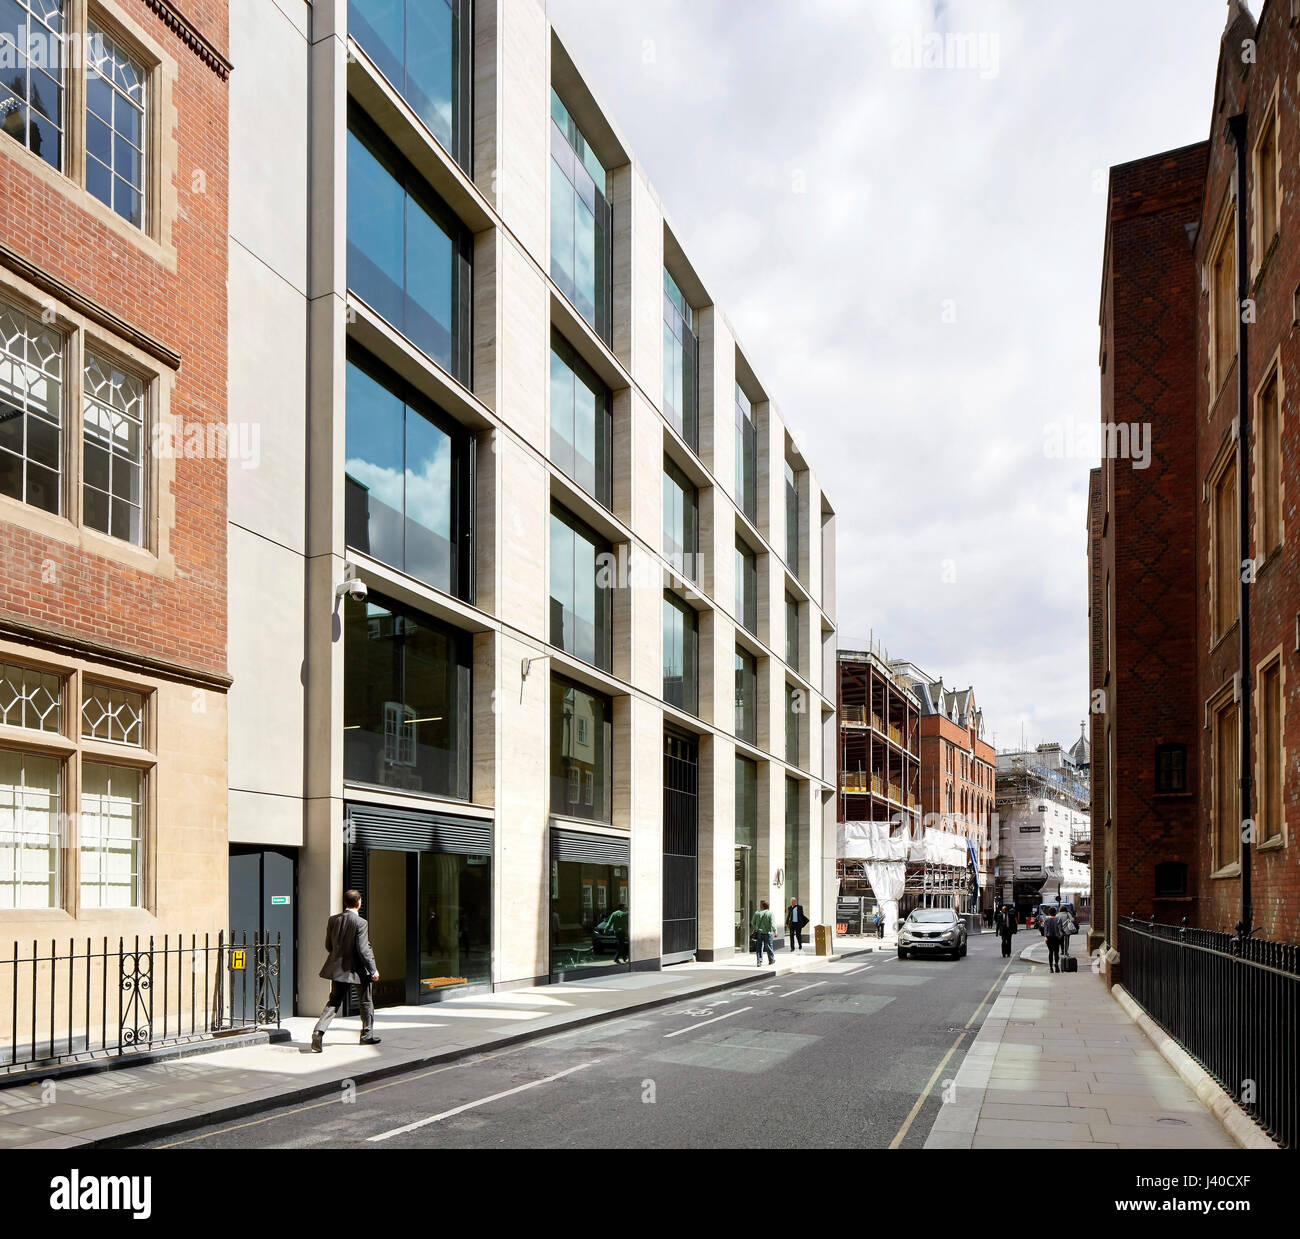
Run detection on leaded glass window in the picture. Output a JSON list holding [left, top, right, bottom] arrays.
[[83, 351, 145, 545], [81, 682, 145, 746], [0, 662, 61, 732], [0, 0, 65, 170], [86, 22, 145, 228], [0, 297, 63, 514]]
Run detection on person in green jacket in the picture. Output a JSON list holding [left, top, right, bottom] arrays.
[[752, 900, 776, 966]]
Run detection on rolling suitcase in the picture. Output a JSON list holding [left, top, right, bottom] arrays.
[[1061, 953, 1078, 973]]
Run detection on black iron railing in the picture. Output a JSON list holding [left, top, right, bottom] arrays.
[[2, 931, 280, 1079], [1118, 915, 1297, 1148]]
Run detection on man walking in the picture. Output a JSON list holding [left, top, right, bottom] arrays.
[[786, 895, 808, 952], [1040, 905, 1063, 973], [997, 904, 1016, 958], [752, 899, 776, 966], [311, 889, 381, 1052]]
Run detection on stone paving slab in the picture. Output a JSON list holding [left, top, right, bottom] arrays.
[[923, 964, 1238, 1150]]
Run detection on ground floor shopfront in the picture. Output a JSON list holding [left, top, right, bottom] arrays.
[[230, 767, 830, 1015]]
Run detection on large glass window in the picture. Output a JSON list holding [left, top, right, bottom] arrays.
[[347, 108, 471, 382], [550, 857, 628, 972], [348, 0, 470, 170], [1210, 453, 1238, 641], [735, 382, 756, 524], [80, 762, 140, 909], [0, 749, 61, 909], [0, 662, 61, 732], [345, 346, 474, 599], [418, 848, 490, 992], [785, 681, 800, 766], [85, 22, 145, 228], [0, 297, 62, 515], [550, 504, 612, 670], [0, 0, 64, 170], [663, 457, 698, 581], [343, 593, 472, 800], [550, 89, 612, 343], [735, 755, 758, 926], [785, 460, 799, 572], [550, 332, 611, 507], [784, 776, 801, 907], [735, 538, 757, 634], [663, 593, 698, 715], [735, 648, 756, 745], [663, 269, 698, 449], [550, 677, 612, 822], [82, 351, 145, 545], [785, 593, 799, 671]]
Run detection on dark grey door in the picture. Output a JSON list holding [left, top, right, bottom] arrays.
[[663, 732, 698, 959], [227, 847, 297, 1020]]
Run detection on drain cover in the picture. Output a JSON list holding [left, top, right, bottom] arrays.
[[1156, 1117, 1188, 1126]]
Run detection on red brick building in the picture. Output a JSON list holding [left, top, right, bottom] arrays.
[[0, 1, 230, 942], [900, 669, 996, 912], [1091, 0, 1300, 949]]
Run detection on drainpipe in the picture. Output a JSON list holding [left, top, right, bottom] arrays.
[[1227, 111, 1253, 940]]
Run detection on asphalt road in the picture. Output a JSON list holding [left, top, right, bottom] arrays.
[[140, 930, 1032, 1150]]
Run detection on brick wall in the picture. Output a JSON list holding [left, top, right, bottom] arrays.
[[0, 0, 230, 682], [1094, 141, 1208, 939], [1193, 4, 1300, 940]]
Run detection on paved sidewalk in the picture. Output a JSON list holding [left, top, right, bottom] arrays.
[[924, 942, 1238, 1149], [0, 945, 868, 1149]]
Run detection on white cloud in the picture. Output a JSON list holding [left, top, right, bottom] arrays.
[[547, 0, 1225, 749]]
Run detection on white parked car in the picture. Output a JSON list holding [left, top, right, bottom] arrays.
[[897, 907, 967, 961]]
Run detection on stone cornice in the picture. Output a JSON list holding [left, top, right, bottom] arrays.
[[145, 0, 234, 82]]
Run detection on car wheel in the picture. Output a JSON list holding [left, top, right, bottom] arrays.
[[897, 949, 907, 960], [960, 941, 968, 957]]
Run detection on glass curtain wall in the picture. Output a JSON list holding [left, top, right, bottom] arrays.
[[735, 383, 757, 524], [550, 677, 612, 822], [346, 107, 472, 382], [347, 0, 472, 170], [549, 505, 612, 670], [785, 594, 799, 671], [662, 458, 698, 581], [735, 539, 756, 634], [735, 648, 757, 745], [550, 332, 612, 508], [662, 593, 698, 714], [345, 345, 474, 600], [784, 776, 802, 909], [549, 90, 612, 342], [342, 593, 471, 799], [663, 269, 698, 449]]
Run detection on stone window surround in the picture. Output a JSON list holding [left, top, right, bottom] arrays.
[[1249, 76, 1281, 281], [1252, 343, 1285, 568], [0, 269, 176, 578], [0, 636, 156, 920], [1206, 678, 1240, 880], [0, 0, 181, 266], [1253, 644, 1286, 853]]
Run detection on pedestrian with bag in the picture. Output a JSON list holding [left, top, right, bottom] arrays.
[[752, 899, 776, 966], [1058, 905, 1077, 958], [785, 896, 808, 952], [311, 889, 381, 1052], [1040, 905, 1063, 974]]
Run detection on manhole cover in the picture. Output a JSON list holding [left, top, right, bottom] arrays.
[[1156, 1117, 1187, 1126]]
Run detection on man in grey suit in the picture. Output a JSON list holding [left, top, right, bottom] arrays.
[[311, 889, 381, 1052]]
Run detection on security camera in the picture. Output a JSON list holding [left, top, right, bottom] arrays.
[[335, 578, 367, 602]]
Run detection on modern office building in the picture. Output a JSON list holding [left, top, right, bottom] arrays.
[[0, 1, 231, 947], [228, 0, 838, 1014]]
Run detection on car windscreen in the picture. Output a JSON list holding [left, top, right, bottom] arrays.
[[908, 909, 956, 923]]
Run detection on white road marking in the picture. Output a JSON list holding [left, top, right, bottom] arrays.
[[365, 1062, 596, 1141], [662, 1006, 753, 1038], [843, 965, 875, 976], [782, 980, 828, 996]]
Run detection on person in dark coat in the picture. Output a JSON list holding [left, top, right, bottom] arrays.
[[311, 889, 381, 1052], [786, 896, 809, 951], [997, 903, 1017, 957]]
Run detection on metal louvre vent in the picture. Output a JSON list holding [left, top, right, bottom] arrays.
[[345, 802, 492, 856], [551, 827, 629, 867]]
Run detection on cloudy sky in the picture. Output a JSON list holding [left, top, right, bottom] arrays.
[[547, 0, 1227, 753]]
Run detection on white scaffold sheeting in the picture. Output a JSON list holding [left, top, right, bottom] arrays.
[[838, 822, 971, 868]]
